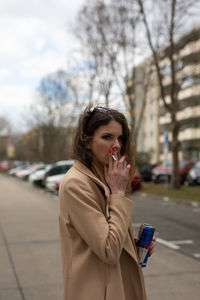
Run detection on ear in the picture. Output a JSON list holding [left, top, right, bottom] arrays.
[[86, 137, 92, 150], [87, 142, 91, 150]]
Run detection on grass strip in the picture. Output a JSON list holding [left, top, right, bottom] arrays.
[[140, 182, 200, 203]]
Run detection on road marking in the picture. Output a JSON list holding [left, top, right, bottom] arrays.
[[163, 196, 170, 202], [156, 238, 194, 250], [132, 225, 194, 251], [193, 253, 200, 259], [171, 240, 193, 245], [156, 238, 180, 250]]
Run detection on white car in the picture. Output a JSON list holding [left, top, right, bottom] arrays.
[[16, 164, 45, 180], [45, 160, 73, 193], [8, 163, 30, 176], [29, 165, 52, 186], [45, 173, 65, 193]]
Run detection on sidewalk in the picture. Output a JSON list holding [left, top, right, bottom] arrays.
[[0, 174, 200, 300], [144, 243, 200, 300]]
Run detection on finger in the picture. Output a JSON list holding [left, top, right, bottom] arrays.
[[149, 251, 153, 257], [118, 155, 126, 170], [149, 245, 155, 257], [124, 164, 131, 176], [108, 149, 113, 171], [119, 154, 126, 164], [111, 147, 118, 162]]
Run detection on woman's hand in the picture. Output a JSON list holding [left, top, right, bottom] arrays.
[[149, 236, 156, 257], [134, 236, 156, 257], [104, 149, 131, 195]]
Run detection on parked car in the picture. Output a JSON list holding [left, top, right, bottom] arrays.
[[29, 164, 52, 186], [8, 162, 30, 176], [152, 160, 194, 184], [131, 172, 142, 192], [139, 164, 157, 182], [0, 160, 13, 171], [16, 164, 45, 180], [43, 160, 74, 190], [56, 181, 61, 193], [186, 160, 200, 185], [45, 174, 66, 193]]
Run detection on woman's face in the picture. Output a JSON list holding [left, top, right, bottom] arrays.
[[89, 120, 123, 166]]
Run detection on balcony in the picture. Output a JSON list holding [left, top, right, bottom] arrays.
[[159, 128, 200, 143], [160, 106, 200, 125], [179, 39, 200, 57]]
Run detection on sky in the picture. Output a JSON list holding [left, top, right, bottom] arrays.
[[1, 0, 199, 135], [0, 0, 85, 133]]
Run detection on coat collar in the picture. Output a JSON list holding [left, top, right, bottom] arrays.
[[73, 160, 110, 200]]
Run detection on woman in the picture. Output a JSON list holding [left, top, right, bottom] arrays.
[[59, 106, 155, 300]]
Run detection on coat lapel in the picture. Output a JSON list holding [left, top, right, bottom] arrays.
[[123, 225, 139, 263], [73, 160, 110, 198]]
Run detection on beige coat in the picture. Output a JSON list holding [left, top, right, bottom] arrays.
[[59, 160, 147, 300]]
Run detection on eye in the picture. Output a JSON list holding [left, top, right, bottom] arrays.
[[118, 135, 124, 143], [102, 135, 112, 140]]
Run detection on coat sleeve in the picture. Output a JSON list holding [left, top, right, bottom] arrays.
[[59, 175, 134, 265]]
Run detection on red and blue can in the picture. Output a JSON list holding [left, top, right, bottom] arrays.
[[137, 224, 155, 268]]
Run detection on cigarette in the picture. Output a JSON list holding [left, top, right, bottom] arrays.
[[112, 155, 117, 161]]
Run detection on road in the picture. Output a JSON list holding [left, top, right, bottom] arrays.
[[0, 173, 200, 300], [131, 192, 200, 261]]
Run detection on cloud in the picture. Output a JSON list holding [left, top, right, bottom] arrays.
[[0, 83, 33, 131], [0, 0, 85, 131]]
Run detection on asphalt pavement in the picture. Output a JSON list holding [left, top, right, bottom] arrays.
[[0, 173, 200, 300], [131, 192, 200, 262]]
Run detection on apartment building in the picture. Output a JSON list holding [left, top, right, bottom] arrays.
[[133, 26, 200, 163]]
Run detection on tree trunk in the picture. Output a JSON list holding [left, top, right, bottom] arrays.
[[171, 117, 180, 188]]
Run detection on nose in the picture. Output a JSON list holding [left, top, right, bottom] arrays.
[[112, 138, 121, 151]]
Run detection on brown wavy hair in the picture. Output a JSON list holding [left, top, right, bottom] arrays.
[[71, 105, 135, 192]]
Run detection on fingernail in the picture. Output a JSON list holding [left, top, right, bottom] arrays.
[[109, 149, 112, 153], [112, 147, 115, 151]]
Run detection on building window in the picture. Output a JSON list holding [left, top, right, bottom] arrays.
[[182, 76, 193, 88], [182, 76, 200, 89], [161, 64, 170, 76], [176, 59, 183, 71]]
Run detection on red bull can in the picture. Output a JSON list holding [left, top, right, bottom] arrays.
[[137, 224, 155, 268]]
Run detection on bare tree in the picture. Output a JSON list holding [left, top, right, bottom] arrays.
[[0, 116, 10, 132], [0, 116, 11, 158], [74, 0, 118, 107], [74, 0, 150, 150], [137, 0, 200, 188], [25, 72, 75, 163]]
